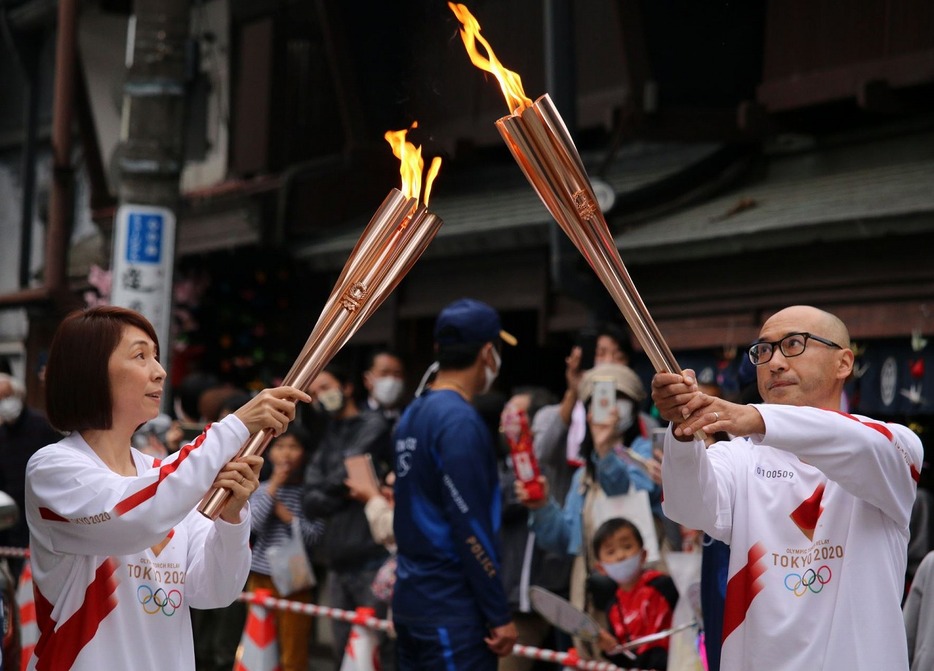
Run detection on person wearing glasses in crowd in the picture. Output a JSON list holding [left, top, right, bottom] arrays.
[[651, 305, 922, 671]]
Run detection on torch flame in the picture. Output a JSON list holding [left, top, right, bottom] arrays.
[[384, 122, 442, 208], [423, 156, 442, 206], [448, 2, 533, 114]]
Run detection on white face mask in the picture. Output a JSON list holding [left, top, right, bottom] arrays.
[[482, 346, 501, 394], [0, 396, 23, 423], [616, 399, 634, 434], [372, 377, 404, 408], [317, 388, 344, 414], [602, 553, 642, 585]]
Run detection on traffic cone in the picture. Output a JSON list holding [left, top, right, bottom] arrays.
[[339, 607, 380, 671], [234, 589, 280, 671], [18, 558, 37, 671]]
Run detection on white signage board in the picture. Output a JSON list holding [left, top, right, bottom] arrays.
[[110, 204, 176, 368]]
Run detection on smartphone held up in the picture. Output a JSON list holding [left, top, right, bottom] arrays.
[[590, 377, 616, 424]]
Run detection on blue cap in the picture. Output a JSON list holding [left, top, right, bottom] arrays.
[[434, 298, 517, 347]]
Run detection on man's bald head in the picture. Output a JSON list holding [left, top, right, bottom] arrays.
[[762, 306, 850, 348], [757, 306, 853, 409]]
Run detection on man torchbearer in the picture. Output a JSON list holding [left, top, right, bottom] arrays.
[[652, 305, 922, 670]]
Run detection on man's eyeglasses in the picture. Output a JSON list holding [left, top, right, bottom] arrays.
[[747, 332, 843, 366]]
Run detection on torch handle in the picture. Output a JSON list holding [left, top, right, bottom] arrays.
[[197, 428, 276, 519]]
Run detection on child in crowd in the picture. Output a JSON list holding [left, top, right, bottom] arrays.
[[247, 426, 325, 671], [591, 517, 678, 670]]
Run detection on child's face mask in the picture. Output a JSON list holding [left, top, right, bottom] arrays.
[[601, 554, 641, 584]]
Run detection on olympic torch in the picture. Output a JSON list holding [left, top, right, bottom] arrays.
[[199, 127, 443, 519], [448, 3, 681, 376]]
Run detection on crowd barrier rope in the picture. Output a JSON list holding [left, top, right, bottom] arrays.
[[238, 591, 634, 671], [0, 544, 641, 671], [0, 546, 29, 559]]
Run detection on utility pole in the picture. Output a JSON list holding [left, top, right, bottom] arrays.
[[111, 0, 191, 400]]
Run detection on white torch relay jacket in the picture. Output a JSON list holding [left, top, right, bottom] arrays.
[[662, 404, 922, 671], [24, 414, 253, 671]]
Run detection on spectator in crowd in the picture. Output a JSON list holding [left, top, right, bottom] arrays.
[[653, 305, 923, 670], [345, 469, 397, 607], [161, 417, 186, 456], [165, 371, 221, 458], [0, 372, 61, 580], [495, 386, 572, 671], [248, 425, 325, 671], [591, 517, 678, 670], [559, 323, 658, 467], [532, 324, 658, 516], [361, 349, 408, 427], [346, 470, 396, 550], [191, 386, 258, 671], [25, 305, 309, 670], [131, 413, 174, 459], [198, 385, 245, 425], [392, 298, 518, 670], [907, 488, 934, 602], [172, 370, 219, 427], [302, 362, 393, 670], [518, 363, 658, 660], [904, 549, 934, 670]]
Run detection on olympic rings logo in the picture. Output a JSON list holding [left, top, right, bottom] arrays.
[[137, 584, 183, 616], [784, 565, 832, 596]]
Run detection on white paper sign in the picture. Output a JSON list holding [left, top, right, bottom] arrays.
[[110, 204, 176, 365]]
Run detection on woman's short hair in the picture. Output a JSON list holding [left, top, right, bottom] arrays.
[[45, 306, 159, 433]]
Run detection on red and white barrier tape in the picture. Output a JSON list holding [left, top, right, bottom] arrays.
[[237, 591, 630, 671], [512, 644, 625, 670], [0, 546, 29, 559], [237, 591, 394, 633], [0, 556, 636, 669]]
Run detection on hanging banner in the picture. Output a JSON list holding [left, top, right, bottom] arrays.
[[849, 338, 932, 417]]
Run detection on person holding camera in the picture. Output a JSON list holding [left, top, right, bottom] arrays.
[[518, 362, 658, 660]]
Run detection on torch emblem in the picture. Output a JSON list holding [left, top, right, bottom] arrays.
[[341, 282, 369, 312], [573, 190, 598, 219]]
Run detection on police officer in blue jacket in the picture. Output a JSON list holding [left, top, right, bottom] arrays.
[[392, 298, 519, 670]]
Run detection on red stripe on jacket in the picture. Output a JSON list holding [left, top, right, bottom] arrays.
[[114, 426, 211, 516], [722, 542, 767, 643], [831, 411, 919, 482], [33, 559, 119, 671]]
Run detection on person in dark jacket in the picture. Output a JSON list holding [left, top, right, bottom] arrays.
[[302, 362, 393, 670], [392, 298, 518, 671], [0, 373, 61, 580], [496, 386, 574, 671]]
